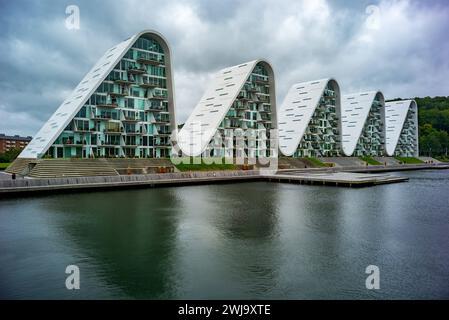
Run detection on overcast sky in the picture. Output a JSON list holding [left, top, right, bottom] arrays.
[[0, 0, 448, 136]]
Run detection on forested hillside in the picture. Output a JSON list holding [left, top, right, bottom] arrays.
[[414, 96, 449, 159]]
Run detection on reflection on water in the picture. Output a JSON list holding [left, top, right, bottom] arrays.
[[1, 170, 449, 299]]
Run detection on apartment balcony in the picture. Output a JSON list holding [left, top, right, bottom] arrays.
[[140, 80, 158, 88], [96, 102, 119, 109], [150, 94, 168, 100], [225, 121, 242, 129], [234, 102, 247, 110], [226, 113, 241, 119], [104, 130, 122, 135], [109, 87, 129, 97], [324, 89, 335, 97], [246, 85, 258, 93], [139, 77, 159, 89], [145, 105, 166, 112], [124, 130, 142, 136], [259, 105, 271, 113], [311, 142, 320, 149], [154, 139, 170, 147], [113, 76, 135, 85], [157, 129, 172, 136], [258, 114, 271, 121], [73, 127, 92, 133], [237, 90, 251, 101], [325, 105, 336, 113], [136, 52, 162, 65], [127, 65, 147, 74], [63, 139, 85, 146], [99, 142, 121, 147], [103, 123, 123, 135], [92, 114, 117, 121], [153, 116, 170, 124], [256, 94, 270, 103], [253, 77, 269, 85], [122, 116, 140, 123]]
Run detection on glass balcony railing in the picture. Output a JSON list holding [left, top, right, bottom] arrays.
[[109, 88, 129, 97], [150, 93, 168, 100], [127, 64, 147, 74], [145, 103, 166, 112], [136, 52, 163, 65]]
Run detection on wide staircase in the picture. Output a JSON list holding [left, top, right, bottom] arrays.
[[5, 158, 36, 175], [374, 157, 401, 166], [278, 158, 324, 169], [24, 158, 175, 179], [27, 159, 118, 178], [320, 157, 365, 167]]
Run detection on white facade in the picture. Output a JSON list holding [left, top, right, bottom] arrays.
[[385, 100, 419, 157], [341, 91, 385, 156], [19, 30, 176, 159], [278, 79, 341, 157], [177, 60, 276, 157]]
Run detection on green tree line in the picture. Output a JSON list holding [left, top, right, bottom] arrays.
[[0, 147, 22, 163], [414, 96, 449, 159]]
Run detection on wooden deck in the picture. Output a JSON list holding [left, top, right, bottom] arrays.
[[264, 171, 409, 187]]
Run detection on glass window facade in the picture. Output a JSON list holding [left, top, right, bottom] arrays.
[[46, 35, 172, 159]]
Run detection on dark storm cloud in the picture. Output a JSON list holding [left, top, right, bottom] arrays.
[[0, 0, 448, 136]]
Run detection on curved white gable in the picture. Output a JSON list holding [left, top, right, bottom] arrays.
[[19, 30, 174, 159], [278, 79, 338, 157], [341, 91, 384, 156], [177, 60, 274, 157], [385, 100, 418, 156]]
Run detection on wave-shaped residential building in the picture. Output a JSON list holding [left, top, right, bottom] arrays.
[[385, 100, 419, 157], [18, 30, 176, 160], [278, 79, 342, 157], [341, 91, 385, 156], [8, 27, 421, 177], [177, 60, 277, 158]]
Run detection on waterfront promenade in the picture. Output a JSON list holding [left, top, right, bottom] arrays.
[[1, 162, 448, 196]]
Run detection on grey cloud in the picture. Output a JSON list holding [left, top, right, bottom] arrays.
[[0, 0, 448, 137]]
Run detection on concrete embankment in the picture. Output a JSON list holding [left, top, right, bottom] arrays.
[[0, 170, 263, 197], [278, 163, 449, 174], [1, 164, 448, 197]]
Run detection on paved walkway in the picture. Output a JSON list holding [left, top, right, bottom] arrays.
[[0, 171, 25, 180]]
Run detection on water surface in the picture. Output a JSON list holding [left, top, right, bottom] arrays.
[[1, 170, 448, 299]]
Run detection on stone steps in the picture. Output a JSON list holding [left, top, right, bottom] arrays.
[[26, 158, 175, 178], [5, 158, 35, 175], [28, 161, 118, 178]]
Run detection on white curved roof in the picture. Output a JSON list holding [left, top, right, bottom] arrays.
[[278, 78, 337, 156], [19, 30, 173, 159], [341, 91, 384, 156], [385, 100, 418, 156], [177, 60, 273, 157]]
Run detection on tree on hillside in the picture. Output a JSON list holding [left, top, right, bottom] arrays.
[[0, 147, 22, 163]]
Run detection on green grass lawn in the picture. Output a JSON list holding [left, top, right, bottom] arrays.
[[435, 156, 449, 162], [174, 158, 238, 172], [0, 163, 11, 170], [395, 157, 424, 164], [300, 157, 325, 167], [300, 157, 335, 168], [360, 156, 382, 165]]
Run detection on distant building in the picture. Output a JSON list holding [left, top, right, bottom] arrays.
[[0, 134, 32, 153]]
